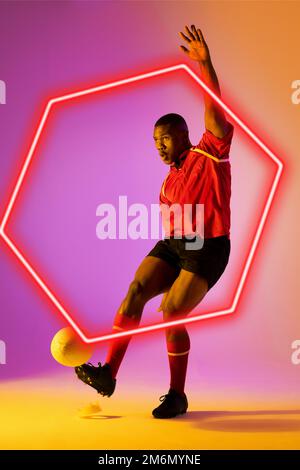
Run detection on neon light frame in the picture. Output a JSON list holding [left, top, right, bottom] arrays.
[[0, 63, 284, 344]]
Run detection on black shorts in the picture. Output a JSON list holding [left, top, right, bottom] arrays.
[[146, 235, 231, 291]]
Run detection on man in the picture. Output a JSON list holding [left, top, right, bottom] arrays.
[[75, 25, 234, 419]]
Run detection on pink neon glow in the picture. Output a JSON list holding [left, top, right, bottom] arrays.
[[0, 63, 283, 344]]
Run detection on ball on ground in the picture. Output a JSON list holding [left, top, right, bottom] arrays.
[[50, 327, 94, 367]]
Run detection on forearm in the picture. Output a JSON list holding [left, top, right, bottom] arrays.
[[198, 58, 223, 116]]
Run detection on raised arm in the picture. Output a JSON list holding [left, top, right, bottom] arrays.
[[179, 24, 229, 138]]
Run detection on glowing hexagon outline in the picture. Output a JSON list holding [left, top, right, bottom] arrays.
[[0, 63, 283, 344]]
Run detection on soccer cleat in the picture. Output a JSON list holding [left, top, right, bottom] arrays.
[[74, 362, 116, 397], [152, 388, 188, 419]]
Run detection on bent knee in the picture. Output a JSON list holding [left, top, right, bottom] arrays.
[[163, 299, 190, 321], [128, 279, 144, 298], [119, 280, 146, 316]]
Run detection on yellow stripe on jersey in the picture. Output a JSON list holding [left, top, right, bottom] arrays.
[[191, 147, 229, 163], [161, 147, 229, 198]]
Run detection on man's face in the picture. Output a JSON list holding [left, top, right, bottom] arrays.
[[153, 124, 187, 165]]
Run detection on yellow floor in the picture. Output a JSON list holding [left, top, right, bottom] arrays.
[[1, 373, 300, 450]]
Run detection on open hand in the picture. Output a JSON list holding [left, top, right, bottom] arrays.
[[179, 25, 211, 62]]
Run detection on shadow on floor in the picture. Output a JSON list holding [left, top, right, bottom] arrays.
[[79, 415, 122, 420], [179, 409, 300, 432]]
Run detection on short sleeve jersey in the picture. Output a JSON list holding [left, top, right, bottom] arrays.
[[159, 122, 234, 239]]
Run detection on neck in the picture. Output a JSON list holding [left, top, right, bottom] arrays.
[[173, 144, 192, 169]]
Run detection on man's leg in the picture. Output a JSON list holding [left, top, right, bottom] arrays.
[[105, 256, 180, 379], [161, 270, 208, 396]]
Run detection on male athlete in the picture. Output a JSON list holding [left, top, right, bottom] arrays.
[[75, 25, 234, 419]]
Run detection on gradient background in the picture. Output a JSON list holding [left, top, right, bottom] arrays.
[[0, 0, 300, 449]]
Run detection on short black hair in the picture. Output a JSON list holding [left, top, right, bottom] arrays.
[[154, 113, 188, 131]]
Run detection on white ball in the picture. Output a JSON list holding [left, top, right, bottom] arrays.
[[50, 327, 94, 367]]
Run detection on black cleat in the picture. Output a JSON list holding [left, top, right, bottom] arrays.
[[75, 362, 116, 397], [152, 388, 188, 419]]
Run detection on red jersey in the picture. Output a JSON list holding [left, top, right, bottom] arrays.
[[159, 122, 234, 239]]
